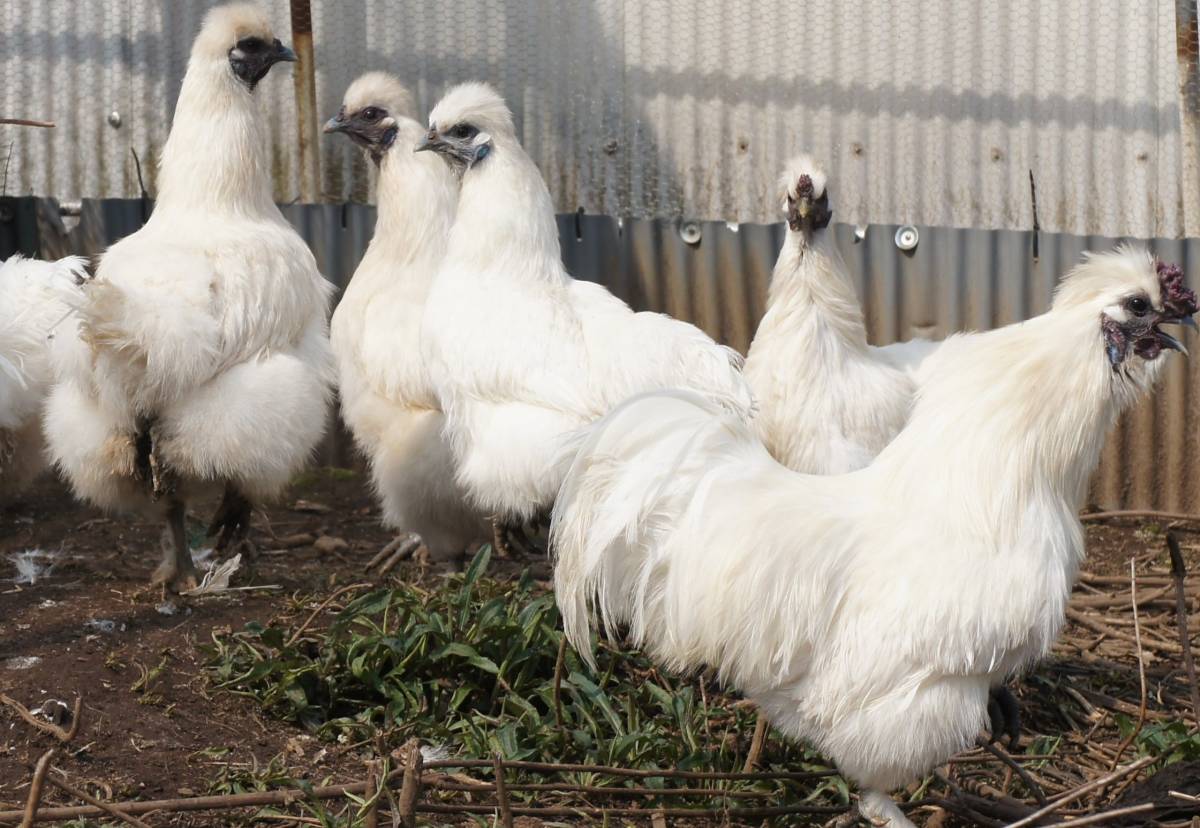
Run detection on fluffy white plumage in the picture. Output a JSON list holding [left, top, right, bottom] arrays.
[[743, 155, 936, 474], [552, 248, 1186, 826], [327, 72, 488, 560], [0, 255, 88, 496], [420, 82, 754, 521], [44, 3, 333, 588]]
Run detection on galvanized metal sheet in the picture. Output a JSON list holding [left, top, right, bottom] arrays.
[[2, 1, 1196, 238], [21, 194, 1200, 511]]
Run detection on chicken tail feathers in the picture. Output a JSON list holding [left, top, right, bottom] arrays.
[[551, 388, 750, 671]]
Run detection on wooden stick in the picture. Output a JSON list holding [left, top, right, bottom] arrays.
[[493, 755, 514, 828], [19, 750, 55, 828], [1080, 509, 1200, 524], [552, 636, 567, 732], [0, 118, 54, 128], [1005, 754, 1158, 828], [1168, 532, 1200, 723], [743, 714, 768, 773], [1110, 559, 1149, 770], [43, 770, 153, 828], [396, 739, 422, 828], [285, 582, 372, 646], [1040, 801, 1155, 827], [420, 758, 833, 781], [363, 760, 380, 828]]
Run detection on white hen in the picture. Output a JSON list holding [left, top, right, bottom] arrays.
[[44, 3, 333, 591], [0, 255, 88, 496], [417, 82, 753, 523], [744, 156, 920, 473], [324, 72, 488, 563], [553, 249, 1195, 826]]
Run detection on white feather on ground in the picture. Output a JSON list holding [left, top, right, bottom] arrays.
[[43, 3, 334, 590], [419, 82, 754, 522], [327, 72, 488, 561], [552, 248, 1187, 826], [0, 254, 88, 497]]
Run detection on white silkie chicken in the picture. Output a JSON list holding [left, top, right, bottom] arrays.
[[323, 72, 488, 564], [553, 249, 1196, 826], [0, 255, 88, 497], [416, 82, 753, 525], [744, 156, 921, 474], [44, 4, 333, 591]]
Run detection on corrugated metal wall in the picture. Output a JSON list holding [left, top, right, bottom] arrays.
[[21, 197, 1200, 512], [2, 1, 1197, 237]]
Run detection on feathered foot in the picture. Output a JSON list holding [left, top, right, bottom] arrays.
[[491, 515, 548, 558], [984, 684, 1021, 751], [857, 789, 916, 828], [366, 532, 425, 575], [152, 499, 198, 594]]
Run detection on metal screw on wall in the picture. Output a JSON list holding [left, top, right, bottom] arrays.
[[107, 111, 122, 128], [894, 225, 919, 252], [679, 221, 702, 246]]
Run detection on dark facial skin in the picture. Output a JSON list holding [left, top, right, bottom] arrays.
[[786, 174, 832, 233], [1102, 262, 1199, 369], [415, 122, 488, 170], [228, 36, 296, 90], [323, 105, 398, 166]]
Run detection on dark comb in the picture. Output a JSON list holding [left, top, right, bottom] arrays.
[[796, 174, 814, 200], [1156, 260, 1199, 318]]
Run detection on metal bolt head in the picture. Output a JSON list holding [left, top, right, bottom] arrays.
[[894, 225, 919, 252], [107, 111, 122, 128], [853, 224, 868, 242], [679, 221, 702, 246]]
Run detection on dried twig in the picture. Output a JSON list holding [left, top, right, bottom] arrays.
[[743, 714, 769, 773], [1168, 532, 1200, 723], [1080, 509, 1200, 524], [1041, 801, 1156, 827], [19, 750, 56, 828], [285, 582, 372, 646], [1005, 754, 1157, 827], [976, 742, 1048, 808], [363, 759, 381, 828], [552, 635, 567, 733], [1110, 559, 1149, 770], [44, 769, 153, 828]]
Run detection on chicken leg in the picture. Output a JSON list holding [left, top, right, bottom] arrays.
[[153, 498, 199, 593], [985, 684, 1021, 751], [208, 483, 254, 554]]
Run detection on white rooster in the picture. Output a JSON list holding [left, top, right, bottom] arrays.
[[0, 254, 88, 497], [553, 248, 1196, 827], [44, 3, 334, 591], [416, 82, 753, 526], [323, 72, 488, 564]]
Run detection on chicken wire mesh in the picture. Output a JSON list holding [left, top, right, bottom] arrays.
[[1, 0, 1198, 237]]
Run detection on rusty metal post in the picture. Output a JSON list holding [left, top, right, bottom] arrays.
[[289, 0, 321, 203], [1177, 0, 1200, 236]]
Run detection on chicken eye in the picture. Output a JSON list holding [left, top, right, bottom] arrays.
[[236, 37, 266, 52], [1126, 296, 1150, 316], [450, 123, 478, 140], [361, 107, 383, 121]]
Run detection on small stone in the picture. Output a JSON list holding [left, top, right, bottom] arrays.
[[313, 536, 348, 554]]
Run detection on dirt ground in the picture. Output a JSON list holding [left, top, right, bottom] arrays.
[[0, 473, 1197, 826]]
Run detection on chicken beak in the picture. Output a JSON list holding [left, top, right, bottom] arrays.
[[795, 198, 812, 220], [274, 42, 298, 63], [414, 129, 441, 153], [323, 114, 348, 134]]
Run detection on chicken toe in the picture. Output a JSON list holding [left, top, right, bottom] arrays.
[[152, 500, 198, 593], [985, 684, 1021, 751]]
